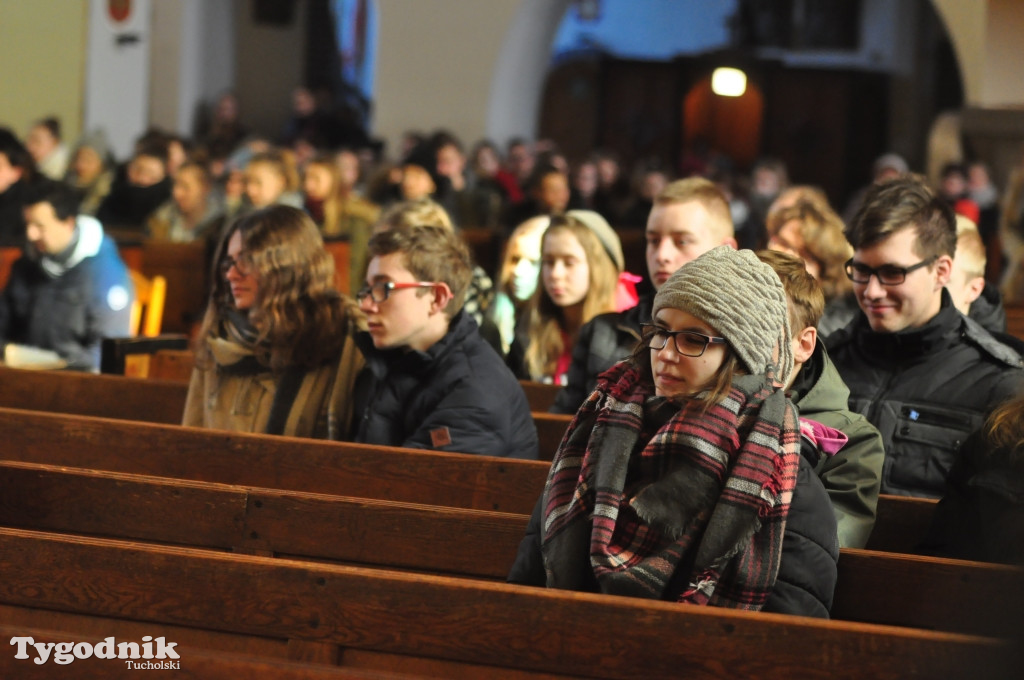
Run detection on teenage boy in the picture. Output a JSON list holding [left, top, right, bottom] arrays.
[[350, 223, 538, 459]]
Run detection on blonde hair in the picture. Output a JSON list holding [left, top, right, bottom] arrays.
[[954, 215, 986, 279], [655, 177, 734, 242], [523, 215, 618, 380], [376, 197, 452, 234]]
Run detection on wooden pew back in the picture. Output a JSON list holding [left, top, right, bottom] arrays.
[[2, 458, 1022, 639], [0, 407, 548, 515], [0, 528, 1015, 680]]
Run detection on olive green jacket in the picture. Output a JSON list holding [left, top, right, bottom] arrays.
[[791, 342, 884, 548]]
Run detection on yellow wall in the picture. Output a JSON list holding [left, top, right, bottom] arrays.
[[0, 0, 88, 141], [981, 0, 1024, 107]]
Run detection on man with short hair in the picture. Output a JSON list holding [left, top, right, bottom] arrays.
[[349, 223, 538, 459], [826, 176, 1023, 498], [758, 250, 884, 548], [550, 177, 737, 413], [0, 180, 133, 371]]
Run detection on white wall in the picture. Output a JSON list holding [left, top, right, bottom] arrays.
[[84, 0, 152, 160]]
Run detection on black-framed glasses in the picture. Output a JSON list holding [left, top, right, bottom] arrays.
[[355, 280, 437, 304], [220, 255, 253, 277], [640, 323, 727, 358], [844, 255, 937, 285]]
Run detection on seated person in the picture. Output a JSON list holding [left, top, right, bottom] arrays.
[[0, 180, 133, 370], [487, 215, 548, 355], [764, 195, 856, 338], [921, 391, 1024, 565], [96, 139, 172, 234], [147, 161, 224, 243], [243, 150, 303, 211], [0, 128, 36, 247], [508, 212, 621, 383], [348, 222, 538, 459], [509, 246, 838, 617], [374, 198, 495, 333], [65, 129, 115, 217], [826, 175, 1023, 498], [183, 205, 365, 438], [758, 250, 885, 548], [550, 177, 736, 413], [948, 216, 1022, 355]]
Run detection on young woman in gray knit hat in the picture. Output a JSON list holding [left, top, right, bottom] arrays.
[[509, 245, 839, 617]]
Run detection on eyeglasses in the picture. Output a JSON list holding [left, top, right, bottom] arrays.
[[220, 255, 252, 277], [844, 255, 937, 285], [355, 280, 437, 304], [641, 324, 727, 358]]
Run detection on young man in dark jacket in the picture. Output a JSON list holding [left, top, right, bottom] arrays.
[[349, 222, 538, 459], [550, 177, 737, 414], [826, 176, 1023, 498], [0, 180, 133, 371]]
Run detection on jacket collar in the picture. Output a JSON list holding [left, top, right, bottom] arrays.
[[852, 288, 963, 360], [358, 309, 475, 378]]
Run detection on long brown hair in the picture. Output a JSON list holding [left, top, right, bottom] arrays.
[[523, 215, 618, 380], [197, 205, 361, 372]]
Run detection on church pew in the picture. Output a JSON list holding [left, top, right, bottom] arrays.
[[0, 527, 1015, 680], [1, 458, 1021, 639], [0, 406, 548, 515], [0, 365, 188, 425], [1006, 303, 1024, 342], [864, 494, 938, 554], [0, 365, 574, 459], [519, 380, 561, 412], [0, 406, 944, 554]]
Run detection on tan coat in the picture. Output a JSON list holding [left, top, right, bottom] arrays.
[[182, 320, 364, 439]]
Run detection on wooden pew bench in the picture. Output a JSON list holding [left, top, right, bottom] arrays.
[[0, 407, 548, 515], [0, 365, 574, 459], [0, 406, 946, 556], [1, 458, 1021, 639], [0, 528, 1015, 680]]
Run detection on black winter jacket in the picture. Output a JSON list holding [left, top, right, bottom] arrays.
[[550, 296, 650, 414], [825, 291, 1023, 498], [508, 437, 839, 618], [351, 310, 539, 459]]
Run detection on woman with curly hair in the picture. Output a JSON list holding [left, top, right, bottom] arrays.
[[765, 196, 856, 337], [183, 205, 365, 438]]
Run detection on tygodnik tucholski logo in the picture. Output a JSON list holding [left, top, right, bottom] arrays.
[[10, 635, 181, 669]]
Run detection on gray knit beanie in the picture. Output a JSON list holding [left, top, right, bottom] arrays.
[[651, 246, 792, 380], [566, 209, 624, 272]]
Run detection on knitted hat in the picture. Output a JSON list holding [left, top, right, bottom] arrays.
[[566, 209, 624, 272], [651, 246, 792, 380]]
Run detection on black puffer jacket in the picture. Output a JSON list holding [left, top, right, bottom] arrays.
[[508, 438, 839, 618], [826, 291, 1024, 498], [351, 310, 539, 459], [550, 296, 650, 414]]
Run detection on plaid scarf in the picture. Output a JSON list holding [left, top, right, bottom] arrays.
[[541, 360, 800, 609]]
